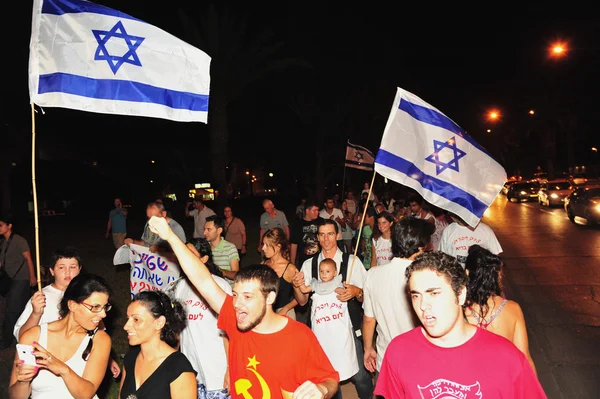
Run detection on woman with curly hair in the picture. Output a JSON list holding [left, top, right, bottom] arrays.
[[464, 244, 537, 374], [119, 291, 197, 399], [370, 211, 395, 267]]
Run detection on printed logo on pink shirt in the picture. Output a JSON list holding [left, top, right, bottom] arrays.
[[418, 378, 482, 399]]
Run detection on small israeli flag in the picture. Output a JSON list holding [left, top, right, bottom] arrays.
[[374, 87, 507, 228], [29, 0, 211, 123]]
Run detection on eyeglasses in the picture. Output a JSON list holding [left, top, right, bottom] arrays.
[[81, 302, 112, 313]]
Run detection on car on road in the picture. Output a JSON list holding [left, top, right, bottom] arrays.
[[538, 180, 573, 207], [564, 187, 600, 225], [506, 181, 541, 202]]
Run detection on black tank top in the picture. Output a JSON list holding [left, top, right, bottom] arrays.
[[273, 262, 294, 310]]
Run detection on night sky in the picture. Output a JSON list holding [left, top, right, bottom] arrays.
[[5, 1, 600, 202]]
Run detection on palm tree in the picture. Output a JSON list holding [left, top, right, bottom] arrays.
[[177, 5, 310, 199]]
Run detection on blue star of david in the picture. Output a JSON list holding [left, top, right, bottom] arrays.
[[92, 21, 145, 74], [425, 136, 467, 175], [354, 150, 364, 162]]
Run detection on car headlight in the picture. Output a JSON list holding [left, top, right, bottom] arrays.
[[550, 193, 559, 199], [520, 191, 527, 195]]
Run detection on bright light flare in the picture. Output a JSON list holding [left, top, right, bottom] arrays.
[[487, 110, 500, 121], [550, 42, 567, 57]]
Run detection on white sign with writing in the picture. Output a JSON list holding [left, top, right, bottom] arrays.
[[128, 244, 181, 298]]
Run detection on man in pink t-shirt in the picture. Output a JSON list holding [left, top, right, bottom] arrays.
[[375, 251, 547, 399]]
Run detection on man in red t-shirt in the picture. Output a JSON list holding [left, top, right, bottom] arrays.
[[147, 216, 339, 399], [375, 251, 547, 399]]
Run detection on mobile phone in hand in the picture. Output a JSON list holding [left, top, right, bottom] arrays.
[[16, 344, 37, 366]]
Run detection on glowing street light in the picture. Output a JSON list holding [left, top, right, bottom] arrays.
[[487, 129, 492, 133], [269, 172, 274, 177], [592, 147, 598, 153], [550, 42, 567, 58], [528, 110, 535, 115], [487, 110, 500, 122]]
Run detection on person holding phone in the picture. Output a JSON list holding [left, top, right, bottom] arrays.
[[13, 247, 120, 379], [9, 274, 113, 399]]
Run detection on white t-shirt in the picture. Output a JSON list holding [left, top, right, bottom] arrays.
[[172, 275, 232, 390], [362, 258, 417, 371], [372, 237, 393, 266], [14, 285, 64, 340], [438, 222, 503, 267], [310, 289, 358, 380], [300, 250, 367, 289]]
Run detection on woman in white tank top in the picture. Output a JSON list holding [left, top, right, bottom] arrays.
[[9, 274, 113, 399]]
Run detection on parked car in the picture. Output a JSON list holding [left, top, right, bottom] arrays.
[[538, 180, 573, 207], [564, 187, 600, 225], [506, 181, 540, 202]]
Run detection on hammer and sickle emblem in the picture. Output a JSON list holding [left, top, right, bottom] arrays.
[[235, 363, 271, 399]]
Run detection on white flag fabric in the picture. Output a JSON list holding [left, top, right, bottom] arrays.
[[375, 88, 506, 228], [29, 0, 211, 123], [345, 141, 375, 171]]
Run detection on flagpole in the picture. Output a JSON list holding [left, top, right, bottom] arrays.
[[341, 141, 348, 204], [31, 102, 42, 292], [347, 168, 377, 284]]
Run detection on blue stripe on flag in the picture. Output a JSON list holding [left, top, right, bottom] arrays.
[[398, 98, 492, 158], [375, 149, 488, 217], [42, 0, 140, 21], [38, 73, 209, 112]]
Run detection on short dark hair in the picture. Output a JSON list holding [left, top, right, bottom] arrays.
[[0, 213, 13, 225], [50, 247, 83, 269], [234, 264, 279, 298], [318, 218, 339, 234], [304, 199, 320, 212], [205, 215, 225, 230], [406, 251, 468, 297], [391, 217, 435, 258]]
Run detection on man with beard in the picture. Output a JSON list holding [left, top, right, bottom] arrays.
[[146, 216, 339, 399]]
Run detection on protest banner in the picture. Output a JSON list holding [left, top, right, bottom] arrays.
[[128, 244, 181, 298]]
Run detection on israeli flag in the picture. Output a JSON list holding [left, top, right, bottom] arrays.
[[375, 88, 507, 228], [29, 0, 211, 123]]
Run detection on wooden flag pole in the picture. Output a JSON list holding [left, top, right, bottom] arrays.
[[31, 102, 42, 292], [341, 140, 348, 203], [346, 168, 377, 284]]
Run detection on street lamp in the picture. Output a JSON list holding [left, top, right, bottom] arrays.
[[487, 110, 500, 122], [486, 129, 492, 133], [528, 110, 535, 115], [550, 42, 567, 58]]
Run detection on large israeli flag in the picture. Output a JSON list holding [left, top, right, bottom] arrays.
[[375, 88, 506, 228], [29, 0, 211, 123]]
